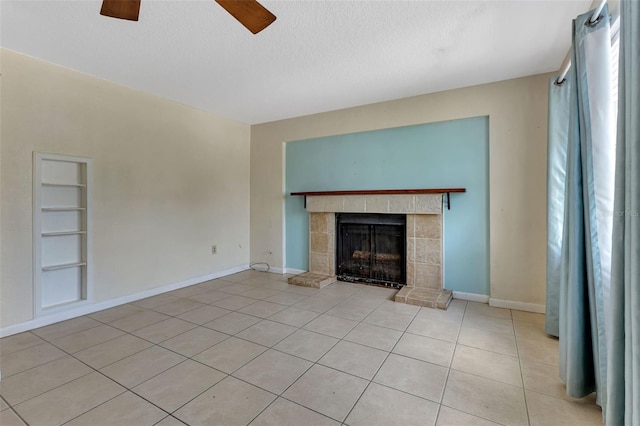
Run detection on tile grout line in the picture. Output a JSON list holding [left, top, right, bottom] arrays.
[[433, 300, 468, 426], [340, 300, 423, 424], [3, 299, 222, 420], [3, 285, 425, 420], [2, 293, 401, 381], [9, 348, 134, 423], [148, 280, 360, 423], [16, 312, 193, 423], [53, 274, 298, 424], [437, 302, 527, 426], [2, 274, 559, 426], [238, 287, 380, 424], [115, 281, 345, 420], [222, 282, 405, 424], [513, 313, 533, 426], [4, 405, 30, 426]]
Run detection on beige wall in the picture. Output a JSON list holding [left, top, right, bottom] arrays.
[[0, 47, 550, 330], [0, 49, 251, 328], [251, 74, 550, 306]]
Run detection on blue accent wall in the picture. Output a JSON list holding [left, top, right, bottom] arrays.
[[285, 116, 489, 295]]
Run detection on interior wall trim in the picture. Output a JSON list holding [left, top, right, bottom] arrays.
[[252, 266, 304, 275], [489, 298, 546, 313], [0, 265, 249, 338], [454, 291, 546, 313], [452, 291, 490, 303], [283, 268, 307, 275]]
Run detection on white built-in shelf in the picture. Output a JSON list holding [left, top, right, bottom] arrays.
[[42, 182, 87, 188], [42, 261, 87, 271], [34, 152, 93, 315], [42, 231, 87, 237], [42, 207, 86, 211]]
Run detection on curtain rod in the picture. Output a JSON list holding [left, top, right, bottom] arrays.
[[555, 0, 608, 85]]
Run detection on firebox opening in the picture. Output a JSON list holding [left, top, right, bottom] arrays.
[[336, 213, 406, 288]]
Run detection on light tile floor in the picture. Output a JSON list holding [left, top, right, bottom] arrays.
[[0, 270, 603, 426]]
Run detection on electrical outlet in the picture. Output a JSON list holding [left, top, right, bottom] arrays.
[[211, 245, 217, 255]]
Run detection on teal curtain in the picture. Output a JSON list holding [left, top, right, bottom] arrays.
[[556, 5, 615, 408], [606, 1, 640, 424], [546, 76, 571, 338]]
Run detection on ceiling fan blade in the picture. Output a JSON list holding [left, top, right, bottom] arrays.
[[215, 0, 276, 34], [100, 0, 141, 21]]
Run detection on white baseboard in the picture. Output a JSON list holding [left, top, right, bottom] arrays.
[[245, 265, 302, 275], [489, 298, 546, 313], [452, 292, 545, 313], [452, 291, 490, 303], [246, 264, 306, 275], [0, 265, 249, 338]]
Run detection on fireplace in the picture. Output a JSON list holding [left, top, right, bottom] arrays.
[[336, 213, 406, 287], [288, 189, 464, 309]]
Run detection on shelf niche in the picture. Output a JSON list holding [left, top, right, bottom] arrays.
[[33, 152, 92, 315]]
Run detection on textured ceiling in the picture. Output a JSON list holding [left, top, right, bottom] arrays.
[[2, 0, 592, 124]]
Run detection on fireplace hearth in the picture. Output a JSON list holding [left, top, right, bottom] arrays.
[[336, 213, 406, 287]]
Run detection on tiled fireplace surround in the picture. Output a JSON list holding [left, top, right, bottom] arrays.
[[288, 193, 453, 309]]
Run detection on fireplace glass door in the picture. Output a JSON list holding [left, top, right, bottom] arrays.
[[336, 213, 406, 288]]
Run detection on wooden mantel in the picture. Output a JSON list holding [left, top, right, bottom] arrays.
[[290, 188, 466, 197], [291, 188, 467, 209], [291, 188, 466, 210]]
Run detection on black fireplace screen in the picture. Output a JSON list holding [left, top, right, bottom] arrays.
[[336, 213, 406, 288]]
